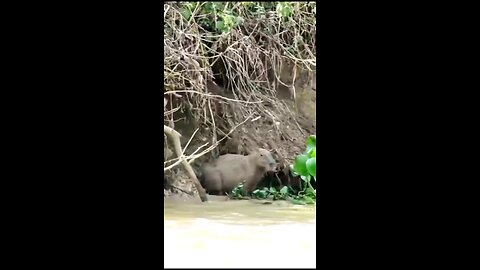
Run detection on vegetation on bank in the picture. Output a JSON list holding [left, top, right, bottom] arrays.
[[164, 2, 316, 202], [164, 1, 316, 120], [231, 135, 316, 205]]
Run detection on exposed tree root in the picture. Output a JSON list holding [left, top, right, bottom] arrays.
[[164, 125, 208, 202]]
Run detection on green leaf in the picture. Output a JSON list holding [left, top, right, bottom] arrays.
[[276, 2, 293, 17], [204, 2, 216, 13], [306, 157, 316, 177], [307, 147, 316, 158], [305, 135, 316, 151], [300, 175, 311, 182], [180, 8, 192, 20], [303, 196, 315, 204], [253, 189, 267, 199], [231, 182, 247, 198], [216, 21, 225, 32], [269, 187, 277, 193], [290, 198, 306, 205], [305, 187, 315, 194], [293, 154, 309, 176], [280, 186, 289, 195]]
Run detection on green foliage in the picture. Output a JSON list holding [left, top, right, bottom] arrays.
[[290, 134, 316, 203], [306, 157, 316, 178], [251, 186, 290, 200], [293, 154, 309, 176], [175, 1, 316, 37], [164, 1, 317, 190], [276, 2, 294, 18], [164, 1, 316, 101], [217, 11, 244, 33], [291, 135, 316, 179], [178, 2, 246, 34], [230, 181, 247, 198], [229, 134, 317, 205]]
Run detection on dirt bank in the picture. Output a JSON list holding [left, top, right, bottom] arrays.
[[163, 2, 316, 198], [164, 66, 316, 198]]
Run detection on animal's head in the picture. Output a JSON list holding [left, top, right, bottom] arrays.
[[254, 148, 277, 171]]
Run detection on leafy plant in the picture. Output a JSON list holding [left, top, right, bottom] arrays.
[[291, 134, 316, 189], [276, 2, 294, 18], [230, 181, 247, 198], [229, 134, 317, 205], [250, 186, 289, 200], [165, 1, 317, 200], [179, 2, 246, 34], [286, 134, 317, 203]]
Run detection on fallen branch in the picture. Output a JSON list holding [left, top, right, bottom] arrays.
[[163, 114, 253, 170], [190, 116, 250, 156], [163, 125, 208, 202]]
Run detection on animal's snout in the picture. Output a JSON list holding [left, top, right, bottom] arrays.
[[267, 155, 277, 171], [269, 163, 278, 171], [267, 155, 276, 164]]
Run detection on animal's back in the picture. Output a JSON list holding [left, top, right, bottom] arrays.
[[215, 153, 246, 162], [214, 154, 250, 192], [201, 154, 250, 194]]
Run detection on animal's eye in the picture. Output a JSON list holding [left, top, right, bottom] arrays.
[[260, 154, 263, 156]]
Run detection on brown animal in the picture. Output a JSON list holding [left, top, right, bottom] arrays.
[[200, 148, 277, 195]]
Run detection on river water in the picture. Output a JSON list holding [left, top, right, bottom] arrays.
[[164, 195, 316, 268]]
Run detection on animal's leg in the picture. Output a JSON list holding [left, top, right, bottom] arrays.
[[210, 171, 224, 195], [244, 179, 259, 195]]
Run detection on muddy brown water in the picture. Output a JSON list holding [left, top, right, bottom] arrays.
[[164, 195, 316, 268]]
